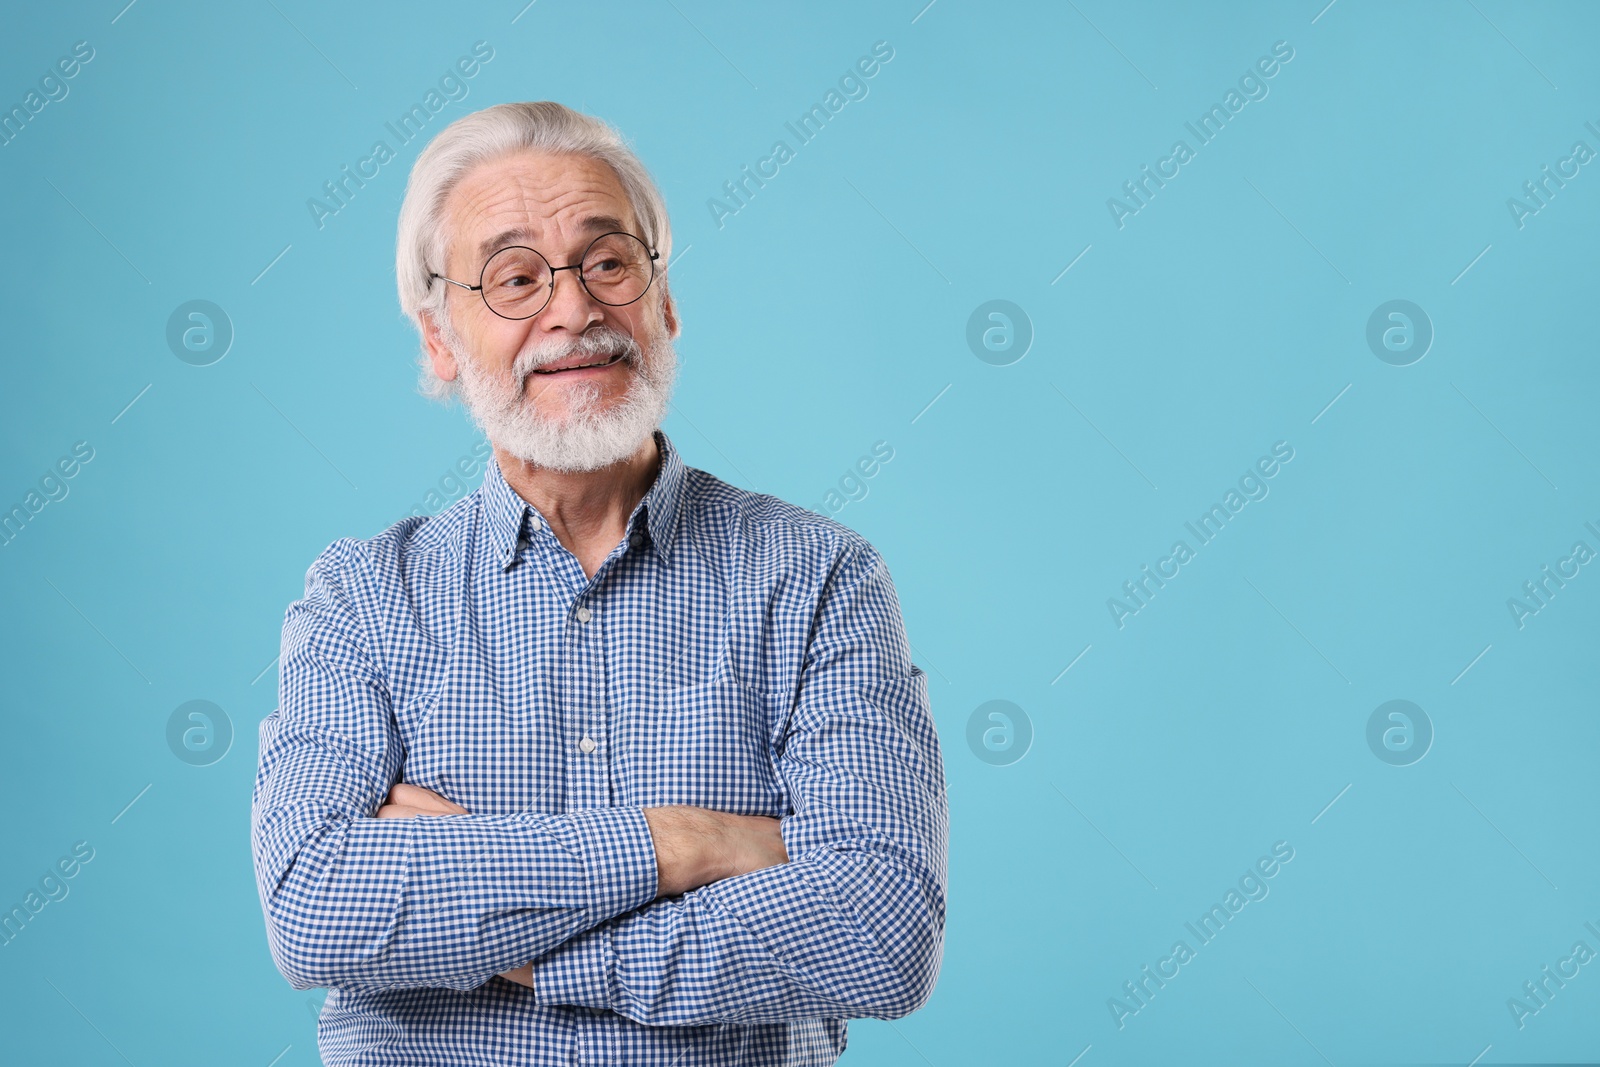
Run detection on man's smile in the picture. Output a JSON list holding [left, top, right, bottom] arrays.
[[531, 349, 629, 375]]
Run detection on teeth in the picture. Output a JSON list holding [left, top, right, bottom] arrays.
[[535, 353, 621, 374]]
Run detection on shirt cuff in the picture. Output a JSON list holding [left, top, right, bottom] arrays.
[[565, 806, 658, 919], [528, 925, 612, 1009]]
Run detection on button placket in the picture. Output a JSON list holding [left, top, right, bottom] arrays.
[[564, 589, 609, 805]]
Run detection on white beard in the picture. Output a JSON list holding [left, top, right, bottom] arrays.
[[442, 307, 678, 473]]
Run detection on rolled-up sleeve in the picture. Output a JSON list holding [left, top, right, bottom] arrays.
[[250, 542, 659, 992], [528, 543, 949, 1024]]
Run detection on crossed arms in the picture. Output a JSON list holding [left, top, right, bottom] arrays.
[[375, 786, 790, 989], [250, 541, 949, 1026]]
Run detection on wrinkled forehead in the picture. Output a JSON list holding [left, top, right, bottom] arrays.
[[446, 150, 639, 270]]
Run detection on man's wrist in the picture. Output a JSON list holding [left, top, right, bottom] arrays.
[[643, 805, 720, 897]]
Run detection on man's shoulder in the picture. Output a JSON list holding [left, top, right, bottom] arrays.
[[682, 466, 885, 583], [300, 492, 479, 590]]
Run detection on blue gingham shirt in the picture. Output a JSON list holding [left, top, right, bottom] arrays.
[[250, 429, 948, 1066]]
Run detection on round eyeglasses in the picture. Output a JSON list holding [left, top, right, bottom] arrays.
[[430, 231, 660, 321]]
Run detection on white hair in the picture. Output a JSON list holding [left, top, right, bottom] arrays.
[[394, 101, 674, 401]]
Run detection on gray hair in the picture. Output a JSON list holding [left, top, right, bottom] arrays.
[[394, 101, 674, 401]]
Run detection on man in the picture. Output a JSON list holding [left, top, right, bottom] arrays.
[[250, 100, 948, 1066]]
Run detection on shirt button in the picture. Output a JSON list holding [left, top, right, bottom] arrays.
[[578, 736, 596, 754], [575, 605, 592, 623], [629, 532, 646, 549]]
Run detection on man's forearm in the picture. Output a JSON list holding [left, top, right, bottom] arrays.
[[527, 836, 946, 1025], [356, 786, 789, 991], [252, 716, 660, 992], [642, 805, 789, 896]]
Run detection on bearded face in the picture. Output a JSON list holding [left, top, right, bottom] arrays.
[[439, 299, 678, 473]]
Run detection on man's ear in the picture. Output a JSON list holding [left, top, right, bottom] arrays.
[[661, 287, 681, 341], [420, 308, 460, 383]]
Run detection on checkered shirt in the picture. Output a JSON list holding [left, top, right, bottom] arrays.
[[250, 429, 949, 1066]]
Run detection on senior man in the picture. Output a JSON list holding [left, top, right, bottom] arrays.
[[249, 101, 948, 1066]]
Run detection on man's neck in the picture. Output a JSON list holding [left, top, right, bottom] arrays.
[[495, 433, 661, 578]]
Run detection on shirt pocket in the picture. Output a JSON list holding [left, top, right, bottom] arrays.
[[619, 676, 792, 816], [399, 684, 558, 815]]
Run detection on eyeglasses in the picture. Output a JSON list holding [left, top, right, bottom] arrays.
[[430, 231, 660, 321]]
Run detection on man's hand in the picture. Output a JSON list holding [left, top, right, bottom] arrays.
[[371, 784, 791, 991], [376, 783, 468, 819]]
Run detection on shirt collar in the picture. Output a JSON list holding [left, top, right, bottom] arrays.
[[482, 428, 685, 570]]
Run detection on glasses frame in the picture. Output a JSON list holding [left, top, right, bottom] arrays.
[[430, 230, 661, 321]]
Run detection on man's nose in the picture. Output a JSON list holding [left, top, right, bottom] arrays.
[[539, 266, 603, 331]]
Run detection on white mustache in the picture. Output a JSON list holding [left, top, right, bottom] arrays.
[[512, 327, 642, 382]]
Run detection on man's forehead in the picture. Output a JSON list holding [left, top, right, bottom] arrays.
[[470, 213, 631, 262], [450, 151, 637, 259]]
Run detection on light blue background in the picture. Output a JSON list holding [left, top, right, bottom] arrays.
[[2, 1, 1597, 1063]]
